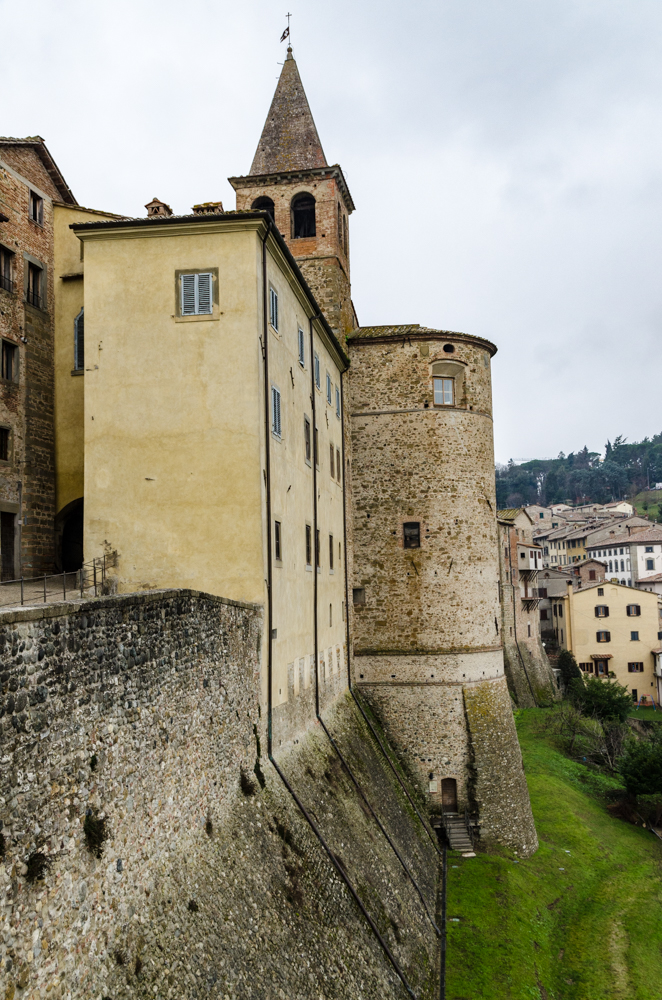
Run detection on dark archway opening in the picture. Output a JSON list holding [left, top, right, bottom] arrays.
[[56, 498, 84, 572], [251, 196, 275, 222], [291, 193, 316, 239]]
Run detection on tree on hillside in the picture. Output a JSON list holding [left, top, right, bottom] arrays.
[[568, 676, 633, 723], [558, 649, 582, 687], [619, 734, 662, 796]]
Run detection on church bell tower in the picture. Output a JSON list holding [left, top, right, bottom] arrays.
[[229, 47, 356, 338]]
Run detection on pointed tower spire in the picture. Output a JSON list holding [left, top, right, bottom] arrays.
[[250, 48, 327, 174]]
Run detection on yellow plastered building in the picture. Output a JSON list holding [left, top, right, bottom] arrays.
[[553, 580, 662, 702], [68, 210, 348, 716]]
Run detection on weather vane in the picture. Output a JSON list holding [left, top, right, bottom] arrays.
[[280, 13, 291, 44]]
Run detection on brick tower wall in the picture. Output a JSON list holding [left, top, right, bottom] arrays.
[[233, 174, 355, 337], [346, 331, 538, 855]]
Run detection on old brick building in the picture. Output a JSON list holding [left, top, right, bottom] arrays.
[[0, 137, 77, 578], [229, 46, 357, 339], [497, 507, 558, 706]]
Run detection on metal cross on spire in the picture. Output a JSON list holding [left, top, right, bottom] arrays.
[[280, 13, 292, 45]]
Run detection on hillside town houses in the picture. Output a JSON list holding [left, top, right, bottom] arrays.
[[515, 501, 662, 706]]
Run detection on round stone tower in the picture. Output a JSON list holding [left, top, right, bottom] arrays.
[[347, 324, 537, 855]]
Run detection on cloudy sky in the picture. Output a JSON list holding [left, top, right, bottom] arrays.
[[3, 0, 661, 463]]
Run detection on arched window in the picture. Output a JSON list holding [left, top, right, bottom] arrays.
[[251, 196, 275, 222], [291, 193, 316, 239], [74, 308, 84, 371]]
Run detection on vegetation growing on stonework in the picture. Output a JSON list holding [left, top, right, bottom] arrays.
[[83, 810, 108, 858], [25, 850, 51, 883]]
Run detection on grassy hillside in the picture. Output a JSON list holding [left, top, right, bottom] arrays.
[[633, 489, 662, 522], [446, 709, 662, 1000]]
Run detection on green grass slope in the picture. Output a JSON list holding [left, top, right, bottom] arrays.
[[633, 490, 662, 521], [446, 709, 662, 1000]]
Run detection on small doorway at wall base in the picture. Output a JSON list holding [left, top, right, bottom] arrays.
[[55, 498, 84, 572], [1, 511, 15, 580], [441, 777, 458, 812]]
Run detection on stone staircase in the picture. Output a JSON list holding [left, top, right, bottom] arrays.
[[442, 812, 474, 852]]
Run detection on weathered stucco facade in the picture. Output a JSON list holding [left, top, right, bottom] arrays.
[[346, 325, 537, 853], [497, 508, 558, 707]]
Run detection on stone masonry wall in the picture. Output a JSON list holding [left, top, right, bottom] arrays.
[[0, 590, 440, 1000], [0, 148, 58, 575]]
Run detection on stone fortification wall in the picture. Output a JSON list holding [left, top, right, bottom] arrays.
[[345, 330, 537, 855], [0, 590, 439, 1000]]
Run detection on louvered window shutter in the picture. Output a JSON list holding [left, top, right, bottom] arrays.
[[74, 309, 84, 370], [181, 274, 196, 315], [298, 328, 305, 366], [272, 387, 281, 437], [197, 273, 213, 314]]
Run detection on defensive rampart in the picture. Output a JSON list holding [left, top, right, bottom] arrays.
[[0, 590, 439, 1000]]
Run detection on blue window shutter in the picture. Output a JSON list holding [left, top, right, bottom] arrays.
[[181, 274, 196, 315], [197, 273, 212, 314]]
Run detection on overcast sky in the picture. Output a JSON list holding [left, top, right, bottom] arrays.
[[3, 0, 661, 464]]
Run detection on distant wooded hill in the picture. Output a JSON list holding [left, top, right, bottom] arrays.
[[496, 433, 662, 509]]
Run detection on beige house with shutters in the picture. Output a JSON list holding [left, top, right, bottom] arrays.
[[552, 580, 662, 703]]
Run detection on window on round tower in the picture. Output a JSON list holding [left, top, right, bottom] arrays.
[[291, 193, 316, 239], [251, 196, 275, 222]]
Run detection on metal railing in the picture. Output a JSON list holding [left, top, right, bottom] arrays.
[[0, 554, 116, 609], [0, 273, 13, 294], [26, 288, 42, 309]]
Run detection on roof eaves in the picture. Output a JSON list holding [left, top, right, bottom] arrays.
[[70, 210, 349, 370], [0, 137, 77, 205]]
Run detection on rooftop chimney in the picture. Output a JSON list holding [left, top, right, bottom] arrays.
[[145, 197, 173, 218], [192, 201, 224, 215]]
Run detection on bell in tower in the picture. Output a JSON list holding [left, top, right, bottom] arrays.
[[229, 47, 357, 337]]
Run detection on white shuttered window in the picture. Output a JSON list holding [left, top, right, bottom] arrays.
[[298, 327, 305, 367], [180, 272, 213, 315], [271, 386, 282, 438]]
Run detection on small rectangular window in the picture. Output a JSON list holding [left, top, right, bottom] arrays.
[[329, 443, 335, 479], [596, 630, 611, 642], [1, 341, 17, 382], [626, 604, 641, 617], [336, 448, 341, 483], [433, 377, 454, 406], [271, 386, 281, 437], [645, 546, 654, 553], [27, 262, 42, 309], [0, 246, 13, 293], [0, 428, 9, 462], [335, 386, 340, 419], [305, 524, 312, 567], [353, 587, 366, 606], [304, 416, 311, 463], [181, 273, 213, 315], [540, 609, 548, 621], [269, 286, 278, 330], [29, 191, 43, 225], [314, 426, 319, 468], [597, 587, 604, 596], [589, 570, 596, 580], [314, 352, 320, 389], [274, 520, 282, 561], [329, 534, 334, 570], [298, 327, 305, 366], [594, 605, 609, 618], [646, 559, 654, 571], [403, 522, 420, 549], [329, 603, 333, 627], [628, 662, 644, 672], [557, 605, 563, 618], [315, 528, 320, 568], [326, 372, 332, 404], [630, 631, 640, 641]]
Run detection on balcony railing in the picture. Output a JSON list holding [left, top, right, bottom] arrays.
[[26, 288, 43, 309], [0, 273, 13, 293]]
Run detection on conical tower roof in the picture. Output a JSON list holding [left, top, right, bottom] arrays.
[[250, 48, 327, 174]]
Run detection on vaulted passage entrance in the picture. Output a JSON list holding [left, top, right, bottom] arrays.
[[441, 777, 458, 812]]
